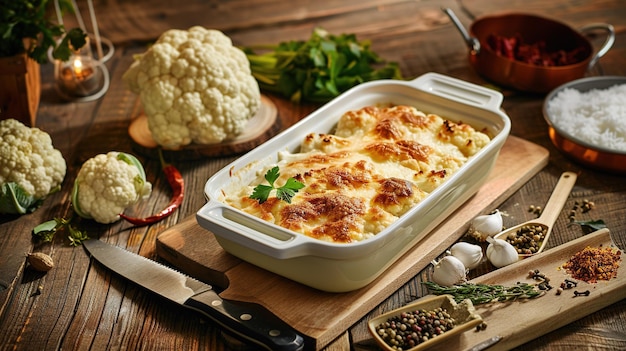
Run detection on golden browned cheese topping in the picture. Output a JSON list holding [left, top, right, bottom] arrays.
[[226, 105, 491, 243]]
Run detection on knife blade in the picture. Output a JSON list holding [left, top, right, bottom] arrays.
[[83, 239, 304, 351]]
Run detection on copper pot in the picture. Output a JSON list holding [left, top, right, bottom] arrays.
[[543, 76, 626, 174], [443, 9, 615, 94]]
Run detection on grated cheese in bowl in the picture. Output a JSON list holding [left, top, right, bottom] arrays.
[[546, 83, 626, 152]]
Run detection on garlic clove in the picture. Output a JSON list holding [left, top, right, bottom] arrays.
[[449, 242, 484, 270], [486, 236, 519, 268], [431, 255, 467, 287], [468, 210, 503, 242]]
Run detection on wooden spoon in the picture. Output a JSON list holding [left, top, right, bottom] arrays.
[[494, 171, 578, 258]]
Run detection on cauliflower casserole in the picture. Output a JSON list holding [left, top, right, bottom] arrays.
[[225, 105, 491, 244]]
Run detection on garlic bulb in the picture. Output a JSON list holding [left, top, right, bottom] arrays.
[[468, 210, 503, 242], [431, 256, 467, 286], [449, 242, 484, 270], [486, 236, 518, 268]]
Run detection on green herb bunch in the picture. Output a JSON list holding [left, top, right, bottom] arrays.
[[244, 27, 402, 103], [0, 0, 86, 63]]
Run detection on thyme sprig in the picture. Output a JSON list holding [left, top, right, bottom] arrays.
[[423, 281, 543, 305]]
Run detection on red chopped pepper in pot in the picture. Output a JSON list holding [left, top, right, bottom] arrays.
[[487, 34, 587, 67], [120, 149, 184, 226]]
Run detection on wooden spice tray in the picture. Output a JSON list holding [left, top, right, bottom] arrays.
[[428, 228, 626, 351]]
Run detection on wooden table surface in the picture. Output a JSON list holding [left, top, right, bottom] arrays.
[[1, 0, 625, 350]]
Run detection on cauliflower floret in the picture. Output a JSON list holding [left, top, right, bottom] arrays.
[[0, 119, 66, 212], [122, 26, 261, 149], [73, 152, 152, 224]]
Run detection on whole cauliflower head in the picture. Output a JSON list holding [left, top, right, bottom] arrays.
[[122, 26, 261, 149], [0, 119, 67, 213], [72, 152, 152, 224]]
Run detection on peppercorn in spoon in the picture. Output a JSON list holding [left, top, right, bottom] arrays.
[[494, 171, 578, 258]]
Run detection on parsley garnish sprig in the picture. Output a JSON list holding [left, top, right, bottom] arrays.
[[250, 166, 304, 204]]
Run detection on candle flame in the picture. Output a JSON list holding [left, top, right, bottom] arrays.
[[73, 58, 83, 74]]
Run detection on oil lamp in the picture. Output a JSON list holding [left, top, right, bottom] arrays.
[[55, 46, 101, 97], [53, 36, 110, 101]]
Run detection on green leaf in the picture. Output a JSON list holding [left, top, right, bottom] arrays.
[[32, 219, 60, 242], [53, 28, 87, 61], [33, 219, 59, 233], [570, 219, 607, 235], [250, 184, 273, 204], [250, 167, 305, 204], [276, 187, 297, 203], [71, 180, 91, 219], [67, 225, 89, 246], [0, 182, 42, 215], [284, 177, 306, 190], [264, 166, 280, 186], [117, 152, 147, 181]]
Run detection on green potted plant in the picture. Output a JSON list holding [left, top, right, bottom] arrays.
[[0, 0, 86, 126]]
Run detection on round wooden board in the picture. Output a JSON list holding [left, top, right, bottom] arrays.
[[128, 95, 280, 160]]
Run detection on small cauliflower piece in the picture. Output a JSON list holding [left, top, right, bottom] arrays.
[[72, 152, 152, 224], [122, 26, 261, 149], [0, 119, 67, 214]]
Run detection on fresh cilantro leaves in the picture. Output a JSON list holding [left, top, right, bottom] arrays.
[[250, 166, 304, 204], [244, 27, 402, 103]]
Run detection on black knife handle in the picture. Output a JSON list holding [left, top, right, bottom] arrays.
[[185, 289, 305, 351]]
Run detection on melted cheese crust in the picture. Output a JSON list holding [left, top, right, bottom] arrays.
[[226, 105, 491, 243]]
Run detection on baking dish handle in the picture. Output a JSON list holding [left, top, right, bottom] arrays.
[[196, 201, 311, 259], [408, 72, 503, 111]]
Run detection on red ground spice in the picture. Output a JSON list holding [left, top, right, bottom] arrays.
[[562, 245, 622, 283]]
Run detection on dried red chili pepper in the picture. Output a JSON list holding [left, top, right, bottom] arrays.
[[120, 150, 184, 226]]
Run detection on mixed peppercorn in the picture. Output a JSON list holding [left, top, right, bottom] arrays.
[[374, 308, 456, 350], [505, 224, 547, 255]]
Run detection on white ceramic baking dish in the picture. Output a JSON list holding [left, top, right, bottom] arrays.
[[196, 72, 511, 292]]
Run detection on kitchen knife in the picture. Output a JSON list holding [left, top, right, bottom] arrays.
[[83, 239, 304, 351]]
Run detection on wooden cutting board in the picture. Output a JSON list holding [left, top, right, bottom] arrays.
[[156, 135, 549, 350]]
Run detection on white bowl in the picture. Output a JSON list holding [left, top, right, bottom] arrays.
[[196, 73, 511, 292]]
